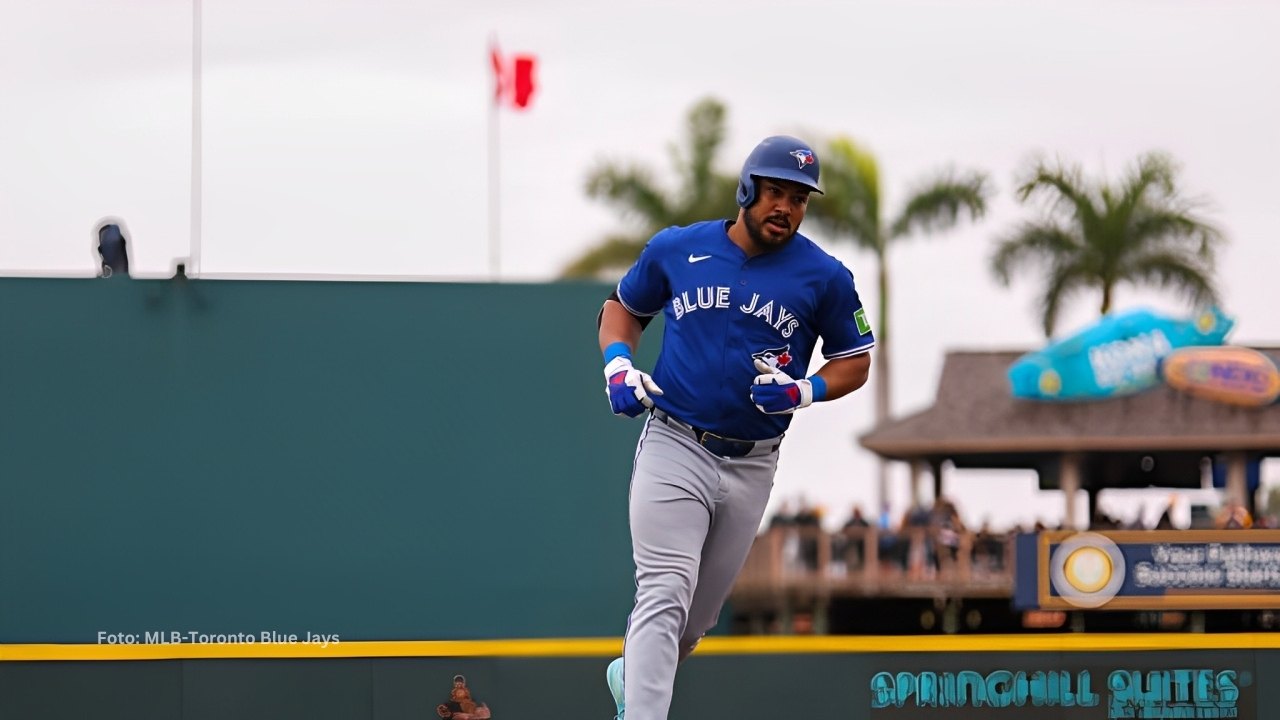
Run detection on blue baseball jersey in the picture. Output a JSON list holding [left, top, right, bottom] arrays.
[[617, 220, 875, 440]]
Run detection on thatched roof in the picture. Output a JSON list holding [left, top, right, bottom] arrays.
[[859, 348, 1280, 462]]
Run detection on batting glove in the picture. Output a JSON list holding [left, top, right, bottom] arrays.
[[605, 356, 664, 418], [750, 358, 824, 414]]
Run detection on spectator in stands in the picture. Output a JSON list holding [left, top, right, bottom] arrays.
[[793, 501, 822, 570], [1215, 500, 1253, 529], [900, 502, 935, 575], [838, 504, 871, 568], [876, 503, 904, 571], [768, 500, 797, 529], [930, 497, 965, 568], [845, 505, 870, 529], [904, 502, 931, 528], [972, 519, 1006, 572], [793, 501, 821, 528], [877, 502, 893, 531]]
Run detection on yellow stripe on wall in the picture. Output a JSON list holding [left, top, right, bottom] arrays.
[[3, 634, 1279, 662]]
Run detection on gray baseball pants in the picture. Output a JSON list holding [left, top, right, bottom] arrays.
[[621, 412, 780, 720]]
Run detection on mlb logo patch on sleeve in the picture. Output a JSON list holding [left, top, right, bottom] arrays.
[[854, 308, 871, 335]]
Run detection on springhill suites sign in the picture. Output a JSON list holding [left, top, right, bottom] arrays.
[[871, 668, 1245, 718]]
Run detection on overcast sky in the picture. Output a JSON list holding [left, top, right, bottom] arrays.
[[4, 0, 1278, 529]]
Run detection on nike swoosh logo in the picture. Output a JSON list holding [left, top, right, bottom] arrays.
[[688, 254, 712, 263]]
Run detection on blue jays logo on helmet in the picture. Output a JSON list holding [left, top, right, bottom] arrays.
[[790, 149, 815, 169], [736, 135, 823, 208]]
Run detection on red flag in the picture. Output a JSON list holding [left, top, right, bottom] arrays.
[[490, 42, 537, 111], [511, 55, 536, 109]]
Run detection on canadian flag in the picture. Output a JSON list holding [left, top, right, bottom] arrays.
[[490, 42, 537, 110]]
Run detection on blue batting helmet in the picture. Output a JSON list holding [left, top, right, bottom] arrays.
[[735, 135, 822, 208]]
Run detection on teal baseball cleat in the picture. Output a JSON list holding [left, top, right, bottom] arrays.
[[606, 656, 625, 719]]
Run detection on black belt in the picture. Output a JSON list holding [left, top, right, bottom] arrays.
[[651, 408, 781, 458]]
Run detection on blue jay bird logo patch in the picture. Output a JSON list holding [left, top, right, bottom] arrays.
[[752, 345, 794, 370], [790, 149, 815, 168]]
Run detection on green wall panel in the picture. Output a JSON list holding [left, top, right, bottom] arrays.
[[0, 660, 183, 720], [0, 278, 652, 642]]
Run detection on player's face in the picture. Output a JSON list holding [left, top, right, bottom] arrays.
[[743, 179, 810, 250]]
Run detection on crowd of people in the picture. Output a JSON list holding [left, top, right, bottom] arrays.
[[764, 490, 1272, 581], [1089, 495, 1270, 530], [767, 496, 1008, 579]]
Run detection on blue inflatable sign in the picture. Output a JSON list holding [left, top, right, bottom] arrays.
[[1008, 307, 1234, 401]]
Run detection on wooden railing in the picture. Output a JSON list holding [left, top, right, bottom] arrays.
[[732, 526, 1015, 602]]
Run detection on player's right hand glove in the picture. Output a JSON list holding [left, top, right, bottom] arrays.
[[604, 356, 664, 418], [750, 358, 816, 414]]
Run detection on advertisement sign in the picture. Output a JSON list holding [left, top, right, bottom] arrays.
[[1015, 530, 1280, 610], [1007, 307, 1233, 401], [1161, 346, 1280, 407], [868, 652, 1256, 719]]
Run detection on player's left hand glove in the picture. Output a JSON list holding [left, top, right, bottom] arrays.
[[750, 358, 815, 415], [604, 356, 664, 418]]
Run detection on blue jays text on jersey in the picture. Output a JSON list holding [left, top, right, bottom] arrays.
[[616, 220, 875, 441], [673, 288, 802, 337]]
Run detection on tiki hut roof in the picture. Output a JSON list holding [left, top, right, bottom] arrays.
[[859, 348, 1280, 463]]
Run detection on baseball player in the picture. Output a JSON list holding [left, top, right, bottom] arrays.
[[597, 135, 875, 719]]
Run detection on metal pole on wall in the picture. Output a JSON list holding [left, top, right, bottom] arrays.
[[487, 47, 500, 281]]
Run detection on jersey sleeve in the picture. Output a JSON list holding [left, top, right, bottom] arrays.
[[615, 230, 672, 317], [816, 263, 876, 359]]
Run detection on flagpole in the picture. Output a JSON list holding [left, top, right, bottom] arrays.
[[190, 0, 203, 277], [487, 50, 501, 281]]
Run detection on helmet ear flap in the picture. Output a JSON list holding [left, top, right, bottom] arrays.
[[736, 175, 755, 208]]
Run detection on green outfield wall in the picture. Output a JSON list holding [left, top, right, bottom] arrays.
[[4, 279, 1276, 720], [0, 277, 650, 643]]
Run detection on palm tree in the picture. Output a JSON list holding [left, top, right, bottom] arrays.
[[805, 137, 990, 502], [560, 97, 740, 278], [991, 152, 1223, 337]]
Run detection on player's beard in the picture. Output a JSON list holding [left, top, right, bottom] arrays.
[[743, 209, 795, 251]]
